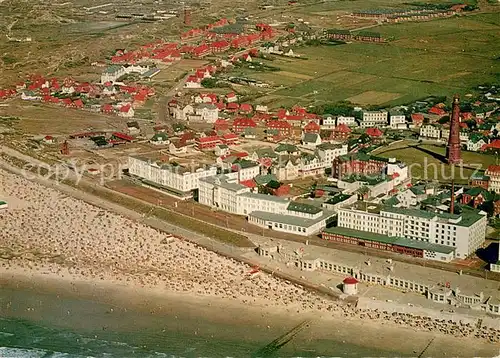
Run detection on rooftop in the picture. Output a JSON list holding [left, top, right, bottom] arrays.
[[287, 201, 322, 215], [199, 174, 248, 192], [249, 209, 334, 228], [325, 194, 353, 205], [343, 201, 382, 214], [239, 192, 290, 204], [323, 226, 455, 255]]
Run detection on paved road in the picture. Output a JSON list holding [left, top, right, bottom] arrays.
[[158, 72, 190, 122]]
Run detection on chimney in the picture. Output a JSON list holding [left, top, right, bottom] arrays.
[[446, 94, 462, 164], [183, 8, 191, 26], [450, 180, 455, 214]]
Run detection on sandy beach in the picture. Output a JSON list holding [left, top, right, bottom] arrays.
[[1, 168, 499, 356]]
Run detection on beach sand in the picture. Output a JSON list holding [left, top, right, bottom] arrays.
[[0, 168, 499, 357]]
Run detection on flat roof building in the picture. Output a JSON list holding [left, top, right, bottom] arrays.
[[128, 155, 217, 198], [335, 202, 487, 260]]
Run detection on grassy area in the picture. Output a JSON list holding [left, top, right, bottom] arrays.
[[243, 12, 500, 109], [376, 145, 477, 183], [376, 142, 498, 183], [420, 144, 499, 171]]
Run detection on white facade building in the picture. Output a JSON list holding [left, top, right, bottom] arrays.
[[193, 104, 219, 123], [337, 203, 487, 259], [321, 115, 336, 128], [316, 143, 348, 168], [227, 161, 261, 182], [128, 155, 217, 195], [198, 175, 335, 235], [360, 111, 388, 128], [336, 116, 356, 127], [419, 124, 441, 140], [389, 113, 407, 129]]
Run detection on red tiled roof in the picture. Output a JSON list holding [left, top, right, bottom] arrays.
[[429, 107, 446, 116], [226, 102, 240, 110], [303, 121, 320, 131], [120, 104, 132, 112], [267, 120, 291, 129], [366, 127, 383, 137], [112, 132, 134, 141], [335, 123, 352, 133], [285, 115, 304, 121], [240, 103, 253, 112], [486, 165, 500, 174], [482, 140, 500, 151], [343, 277, 358, 285], [411, 113, 424, 123], [233, 118, 257, 127], [240, 179, 257, 188], [73, 99, 84, 108], [197, 135, 220, 143], [222, 133, 238, 140], [102, 104, 114, 112]]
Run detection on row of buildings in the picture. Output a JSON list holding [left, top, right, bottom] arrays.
[[255, 240, 500, 316]]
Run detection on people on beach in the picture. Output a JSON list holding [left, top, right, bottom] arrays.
[[0, 169, 498, 344]]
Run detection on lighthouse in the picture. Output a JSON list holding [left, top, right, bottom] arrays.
[[446, 94, 462, 164]]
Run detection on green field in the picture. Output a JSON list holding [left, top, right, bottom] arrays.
[[243, 12, 500, 109], [375, 143, 499, 183]]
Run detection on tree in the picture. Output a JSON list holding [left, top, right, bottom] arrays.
[[201, 78, 217, 88], [438, 115, 450, 124]]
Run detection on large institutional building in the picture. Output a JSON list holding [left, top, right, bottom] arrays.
[[328, 201, 487, 261], [128, 155, 217, 198], [199, 174, 335, 235]]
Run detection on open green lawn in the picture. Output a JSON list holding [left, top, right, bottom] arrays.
[[375, 143, 499, 183], [243, 12, 500, 109]]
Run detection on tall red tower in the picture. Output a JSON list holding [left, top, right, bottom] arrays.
[[183, 8, 191, 26], [446, 94, 462, 164]]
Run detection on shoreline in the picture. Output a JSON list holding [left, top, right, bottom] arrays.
[[0, 161, 499, 356], [1, 268, 499, 358]]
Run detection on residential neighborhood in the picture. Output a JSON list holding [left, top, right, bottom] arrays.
[[1, 2, 500, 350]]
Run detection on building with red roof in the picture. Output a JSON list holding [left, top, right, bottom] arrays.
[[233, 118, 257, 133], [221, 133, 239, 145], [226, 102, 240, 112], [210, 40, 230, 53], [303, 120, 320, 134], [193, 44, 211, 58], [214, 119, 229, 132], [411, 113, 425, 127], [196, 135, 221, 150], [185, 76, 202, 89], [366, 127, 383, 137], [225, 92, 237, 103], [267, 120, 292, 137], [429, 106, 447, 116], [61, 98, 72, 106], [333, 123, 352, 140], [240, 179, 257, 189], [481, 139, 500, 152], [101, 104, 114, 114], [118, 104, 134, 118], [72, 99, 84, 109], [240, 103, 253, 113]]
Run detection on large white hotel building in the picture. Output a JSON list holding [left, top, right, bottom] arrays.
[[335, 202, 487, 260]]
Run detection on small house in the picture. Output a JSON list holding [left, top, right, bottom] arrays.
[[215, 144, 230, 157], [150, 132, 170, 146]]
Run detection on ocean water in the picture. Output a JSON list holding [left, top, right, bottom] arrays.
[[0, 287, 396, 357]]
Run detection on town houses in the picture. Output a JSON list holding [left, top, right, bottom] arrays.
[[3, 11, 500, 284]]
